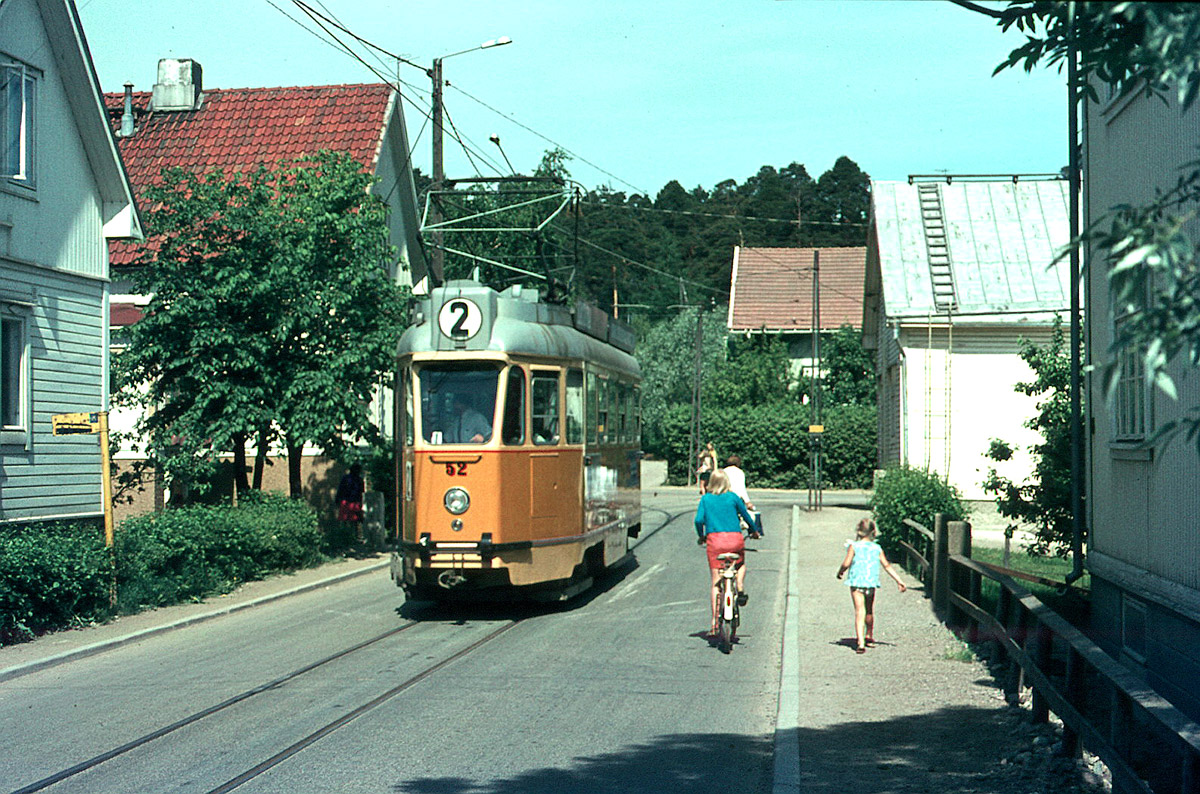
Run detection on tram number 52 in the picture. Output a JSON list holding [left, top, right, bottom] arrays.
[[437, 298, 483, 341], [445, 462, 469, 476]]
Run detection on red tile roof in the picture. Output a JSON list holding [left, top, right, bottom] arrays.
[[105, 83, 394, 266], [110, 302, 144, 327], [728, 246, 866, 332]]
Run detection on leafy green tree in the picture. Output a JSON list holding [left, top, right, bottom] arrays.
[[818, 325, 876, 407], [982, 318, 1076, 556], [117, 151, 408, 499]]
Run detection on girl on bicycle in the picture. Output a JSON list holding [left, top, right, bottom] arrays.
[[836, 517, 907, 653], [695, 469, 757, 634]]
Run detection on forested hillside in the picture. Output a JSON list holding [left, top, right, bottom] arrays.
[[416, 153, 870, 326]]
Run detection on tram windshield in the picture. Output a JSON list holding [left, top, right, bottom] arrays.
[[417, 364, 499, 444]]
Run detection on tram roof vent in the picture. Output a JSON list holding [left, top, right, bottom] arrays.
[[573, 302, 609, 342]]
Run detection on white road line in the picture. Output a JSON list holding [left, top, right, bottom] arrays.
[[774, 505, 802, 794]]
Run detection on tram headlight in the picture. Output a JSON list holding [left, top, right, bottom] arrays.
[[444, 487, 470, 515]]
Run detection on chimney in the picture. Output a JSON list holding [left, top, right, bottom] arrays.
[[149, 58, 202, 111], [118, 82, 135, 137]]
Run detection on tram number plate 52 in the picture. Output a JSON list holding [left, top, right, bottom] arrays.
[[445, 462, 469, 476]]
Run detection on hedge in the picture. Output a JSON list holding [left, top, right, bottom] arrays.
[[0, 523, 112, 645], [0, 493, 326, 646], [652, 402, 877, 489]]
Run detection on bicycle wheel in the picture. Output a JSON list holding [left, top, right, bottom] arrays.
[[717, 579, 734, 654]]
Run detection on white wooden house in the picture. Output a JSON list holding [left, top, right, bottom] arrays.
[[1083, 84, 1200, 721], [864, 178, 1070, 500], [0, 0, 141, 524]]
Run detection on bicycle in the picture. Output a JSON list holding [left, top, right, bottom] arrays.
[[713, 552, 742, 654]]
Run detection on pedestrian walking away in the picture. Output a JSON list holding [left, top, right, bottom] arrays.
[[723, 454, 761, 537], [835, 517, 906, 653], [694, 468, 757, 636]]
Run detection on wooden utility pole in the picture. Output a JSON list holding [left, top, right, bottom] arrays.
[[808, 250, 824, 511]]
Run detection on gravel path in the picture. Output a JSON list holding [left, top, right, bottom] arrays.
[[789, 505, 1107, 794]]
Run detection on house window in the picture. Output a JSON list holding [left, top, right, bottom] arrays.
[[1, 59, 37, 187], [1113, 315, 1150, 442], [1121, 595, 1148, 664], [1, 314, 27, 443]]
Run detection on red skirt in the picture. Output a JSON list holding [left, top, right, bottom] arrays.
[[705, 532, 745, 569], [337, 500, 363, 521]]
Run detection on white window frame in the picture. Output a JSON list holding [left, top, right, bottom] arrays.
[[1, 58, 37, 189], [1, 306, 30, 447], [1112, 312, 1151, 444]]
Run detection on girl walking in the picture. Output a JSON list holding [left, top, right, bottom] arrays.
[[836, 517, 906, 653]]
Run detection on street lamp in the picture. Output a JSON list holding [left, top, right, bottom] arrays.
[[489, 134, 516, 175], [429, 36, 512, 283]]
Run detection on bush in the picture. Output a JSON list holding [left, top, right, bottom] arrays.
[[114, 493, 324, 613], [869, 465, 969, 556], [652, 402, 876, 489], [0, 523, 113, 645]]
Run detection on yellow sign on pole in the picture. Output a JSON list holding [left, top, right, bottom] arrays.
[[808, 425, 824, 434], [52, 411, 102, 435], [51, 411, 114, 551]]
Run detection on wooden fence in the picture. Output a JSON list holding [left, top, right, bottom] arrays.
[[898, 514, 1200, 794]]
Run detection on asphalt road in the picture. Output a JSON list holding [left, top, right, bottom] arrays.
[[1, 491, 794, 794]]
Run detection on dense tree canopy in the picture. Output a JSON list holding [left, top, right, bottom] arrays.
[[117, 150, 408, 498]]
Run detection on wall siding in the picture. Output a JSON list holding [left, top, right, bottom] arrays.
[[897, 322, 1052, 499], [1085, 85, 1200, 718], [1, 263, 105, 523]]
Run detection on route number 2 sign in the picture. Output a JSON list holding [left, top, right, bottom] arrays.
[[438, 298, 482, 340]]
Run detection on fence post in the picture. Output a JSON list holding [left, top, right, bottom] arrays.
[[947, 520, 971, 631], [932, 513, 949, 616]]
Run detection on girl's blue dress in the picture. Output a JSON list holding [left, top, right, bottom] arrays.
[[844, 539, 882, 588]]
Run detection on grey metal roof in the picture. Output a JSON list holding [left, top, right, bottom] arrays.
[[870, 179, 1071, 318]]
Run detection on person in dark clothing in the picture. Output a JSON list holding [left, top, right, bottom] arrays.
[[336, 464, 365, 541]]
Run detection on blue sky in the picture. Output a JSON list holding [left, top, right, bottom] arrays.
[[77, 0, 1065, 196]]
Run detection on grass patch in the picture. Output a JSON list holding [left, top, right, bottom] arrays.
[[941, 641, 975, 662], [967, 547, 1090, 627]]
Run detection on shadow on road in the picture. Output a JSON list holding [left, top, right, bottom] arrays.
[[388, 705, 1094, 794]]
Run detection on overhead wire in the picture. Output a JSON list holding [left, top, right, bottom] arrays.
[[285, 0, 651, 196]]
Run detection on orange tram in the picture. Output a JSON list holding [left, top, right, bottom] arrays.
[[389, 280, 643, 601]]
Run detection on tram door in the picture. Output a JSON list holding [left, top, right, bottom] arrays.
[[396, 367, 415, 543], [528, 368, 575, 538]]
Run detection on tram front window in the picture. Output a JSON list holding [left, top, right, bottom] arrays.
[[418, 364, 498, 444]]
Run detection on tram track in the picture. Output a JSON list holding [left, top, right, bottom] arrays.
[[11, 510, 685, 794], [8, 617, 520, 794]]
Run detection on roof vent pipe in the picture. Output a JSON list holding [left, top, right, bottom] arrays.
[[119, 82, 135, 137]]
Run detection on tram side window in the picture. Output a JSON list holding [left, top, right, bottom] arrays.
[[502, 366, 526, 445], [597, 377, 610, 444], [632, 385, 642, 442], [403, 370, 414, 446], [586, 372, 598, 445], [617, 382, 629, 443], [566, 369, 584, 444], [531, 372, 560, 445], [419, 364, 497, 444]]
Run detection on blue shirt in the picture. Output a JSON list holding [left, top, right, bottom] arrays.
[[694, 492, 756, 539]]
